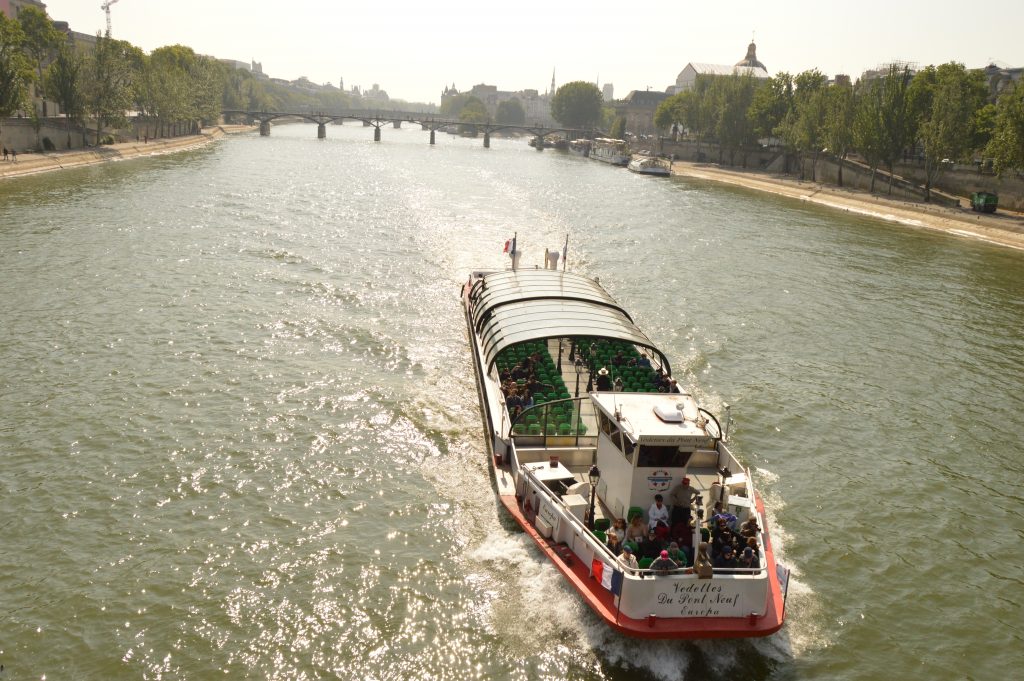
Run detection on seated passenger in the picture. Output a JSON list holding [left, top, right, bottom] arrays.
[[738, 546, 760, 570], [648, 494, 670, 530], [650, 550, 678, 575], [613, 377, 624, 392], [525, 376, 553, 396], [667, 378, 681, 394], [617, 544, 639, 571], [740, 516, 761, 539], [611, 350, 626, 366], [639, 529, 664, 560], [636, 355, 651, 368], [713, 544, 738, 570], [666, 541, 689, 568], [606, 533, 624, 556], [625, 515, 647, 546], [608, 518, 627, 544]]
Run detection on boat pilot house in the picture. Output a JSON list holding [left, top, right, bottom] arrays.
[[463, 267, 787, 639]]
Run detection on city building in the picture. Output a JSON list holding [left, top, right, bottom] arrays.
[[602, 83, 614, 101], [614, 90, 669, 137], [441, 80, 556, 125], [0, 0, 46, 18], [667, 41, 770, 94]]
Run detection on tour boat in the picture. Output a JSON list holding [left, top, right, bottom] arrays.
[[627, 155, 672, 177], [568, 139, 592, 157], [589, 138, 630, 166], [461, 248, 788, 639]]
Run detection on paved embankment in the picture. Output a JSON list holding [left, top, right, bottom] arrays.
[[0, 125, 255, 180], [670, 160, 1024, 252]]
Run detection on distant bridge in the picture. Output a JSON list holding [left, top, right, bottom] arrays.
[[221, 109, 601, 148]]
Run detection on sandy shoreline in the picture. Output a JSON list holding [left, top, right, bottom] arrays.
[[670, 161, 1024, 252], [0, 125, 255, 180]]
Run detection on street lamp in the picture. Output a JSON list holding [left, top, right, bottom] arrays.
[[587, 464, 601, 530]]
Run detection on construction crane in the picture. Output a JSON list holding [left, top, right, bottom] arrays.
[[100, 0, 121, 37]]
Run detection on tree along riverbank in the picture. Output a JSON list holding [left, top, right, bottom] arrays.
[[669, 160, 1024, 252], [0, 125, 255, 180]]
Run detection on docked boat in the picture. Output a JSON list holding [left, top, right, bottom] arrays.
[[628, 155, 672, 176], [568, 139, 592, 157], [461, 253, 788, 639], [589, 138, 630, 166]]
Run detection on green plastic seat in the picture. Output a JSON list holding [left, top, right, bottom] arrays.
[[557, 423, 572, 435], [594, 530, 607, 543], [627, 506, 644, 522], [545, 423, 556, 435], [638, 557, 654, 570], [594, 518, 611, 531], [512, 424, 526, 435], [527, 423, 542, 435]]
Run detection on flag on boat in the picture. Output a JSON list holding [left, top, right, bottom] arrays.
[[503, 239, 511, 253], [776, 563, 791, 596], [591, 559, 623, 595]]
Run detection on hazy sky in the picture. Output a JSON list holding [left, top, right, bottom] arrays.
[[41, 0, 1024, 105]]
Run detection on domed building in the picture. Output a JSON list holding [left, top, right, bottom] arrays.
[[667, 40, 770, 94], [736, 41, 766, 71]]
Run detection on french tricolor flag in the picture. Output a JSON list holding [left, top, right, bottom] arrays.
[[591, 559, 623, 595]]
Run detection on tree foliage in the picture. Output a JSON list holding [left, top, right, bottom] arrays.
[[550, 81, 602, 128], [909, 62, 988, 199], [496, 98, 524, 125], [82, 35, 142, 144], [0, 13, 32, 129], [17, 6, 63, 114], [458, 96, 488, 123], [985, 83, 1024, 175], [44, 43, 84, 147]]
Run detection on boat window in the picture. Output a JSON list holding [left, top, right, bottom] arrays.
[[636, 445, 692, 468], [598, 413, 636, 464]]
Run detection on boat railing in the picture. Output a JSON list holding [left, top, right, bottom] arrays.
[[520, 462, 614, 560], [510, 397, 598, 449]]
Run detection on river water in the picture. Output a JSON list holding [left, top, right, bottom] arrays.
[[1, 123, 1021, 680]]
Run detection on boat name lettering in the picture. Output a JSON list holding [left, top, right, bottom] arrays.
[[656, 583, 742, 615]]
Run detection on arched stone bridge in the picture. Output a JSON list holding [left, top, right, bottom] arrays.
[[221, 109, 600, 148]]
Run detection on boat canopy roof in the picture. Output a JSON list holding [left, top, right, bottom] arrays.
[[469, 269, 670, 373]]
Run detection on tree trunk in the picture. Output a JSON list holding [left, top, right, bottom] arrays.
[[870, 166, 877, 193], [837, 153, 845, 187], [887, 162, 895, 195]]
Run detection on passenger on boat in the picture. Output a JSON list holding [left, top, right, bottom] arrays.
[[648, 494, 670, 530], [618, 544, 639, 571], [613, 377, 624, 392], [625, 515, 647, 545], [666, 541, 689, 568], [639, 529, 664, 560], [595, 367, 612, 391], [650, 550, 679, 575], [636, 355, 651, 369], [611, 350, 626, 366], [606, 533, 624, 556], [668, 378, 681, 393], [738, 546, 760, 570], [525, 376, 553, 397], [713, 544, 738, 570], [695, 542, 714, 579], [712, 522, 738, 559], [740, 516, 761, 539], [608, 518, 627, 544], [670, 476, 699, 526]]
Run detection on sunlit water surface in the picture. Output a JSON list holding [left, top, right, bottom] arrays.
[[1, 123, 1022, 680]]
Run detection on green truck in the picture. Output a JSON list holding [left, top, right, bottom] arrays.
[[970, 192, 998, 213]]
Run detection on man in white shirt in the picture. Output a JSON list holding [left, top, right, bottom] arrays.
[[648, 494, 670, 530]]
